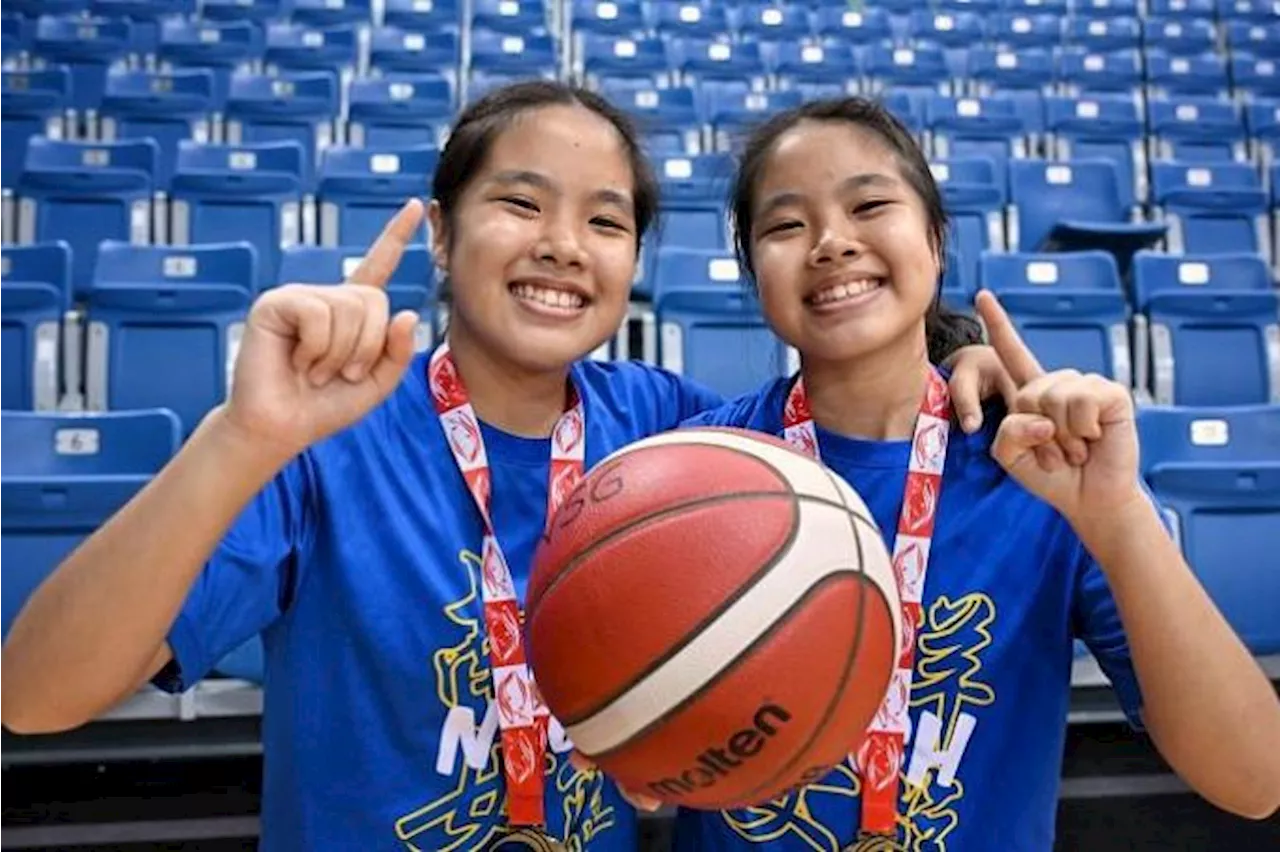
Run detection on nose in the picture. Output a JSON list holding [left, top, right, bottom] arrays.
[[533, 216, 588, 270], [807, 221, 861, 268]]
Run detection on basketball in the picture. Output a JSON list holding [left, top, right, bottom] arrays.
[[525, 427, 901, 810]]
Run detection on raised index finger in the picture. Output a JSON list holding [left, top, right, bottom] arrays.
[[975, 289, 1045, 387], [344, 198, 426, 288]]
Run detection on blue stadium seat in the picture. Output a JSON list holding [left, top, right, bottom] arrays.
[[673, 38, 768, 101], [602, 84, 702, 154], [17, 137, 158, 298], [1151, 161, 1269, 255], [290, 0, 372, 27], [1146, 51, 1231, 101], [98, 68, 215, 191], [881, 91, 925, 136], [468, 70, 557, 103], [1002, 0, 1068, 14], [932, 158, 1006, 302], [772, 42, 860, 100], [908, 9, 984, 50], [651, 152, 734, 203], [1136, 403, 1280, 654], [33, 15, 133, 113], [1149, 99, 1248, 164], [653, 3, 730, 40], [645, 197, 732, 299], [1064, 15, 1142, 53], [1132, 251, 1279, 406], [383, 0, 461, 33], [472, 0, 549, 35], [346, 74, 453, 149], [709, 89, 803, 153], [263, 23, 358, 78], [87, 241, 256, 434], [965, 48, 1054, 136], [1246, 100, 1280, 168], [224, 72, 338, 187], [655, 258, 788, 398], [317, 145, 437, 248], [1008, 159, 1166, 273], [91, 0, 194, 54], [980, 250, 1131, 382], [1143, 17, 1217, 57], [1229, 56, 1280, 103], [3, 14, 35, 61], [1058, 48, 1143, 98], [987, 13, 1062, 51], [7, 0, 91, 15], [1, 409, 182, 637], [864, 45, 953, 105], [1217, 0, 1278, 22], [157, 19, 263, 109], [925, 94, 1028, 182], [201, 0, 283, 23], [1148, 0, 1215, 17], [277, 245, 437, 320], [580, 35, 672, 88], [1046, 95, 1146, 204], [169, 140, 304, 290], [1, 243, 71, 411], [1, 68, 70, 193], [737, 4, 814, 44], [368, 28, 459, 81], [571, 0, 648, 37], [814, 6, 892, 45], [1227, 20, 1280, 60], [469, 31, 558, 77], [1075, 0, 1138, 15]]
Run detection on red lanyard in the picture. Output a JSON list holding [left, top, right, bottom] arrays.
[[781, 367, 952, 837], [428, 342, 587, 828]]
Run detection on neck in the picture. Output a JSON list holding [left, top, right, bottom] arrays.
[[445, 324, 571, 438], [801, 326, 931, 441]]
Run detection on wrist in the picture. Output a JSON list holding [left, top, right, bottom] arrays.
[[199, 405, 300, 477], [1068, 485, 1162, 564]]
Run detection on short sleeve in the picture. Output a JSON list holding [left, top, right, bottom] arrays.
[[1070, 542, 1147, 730], [153, 454, 316, 692]]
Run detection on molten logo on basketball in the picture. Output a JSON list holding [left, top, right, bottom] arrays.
[[646, 704, 792, 799]]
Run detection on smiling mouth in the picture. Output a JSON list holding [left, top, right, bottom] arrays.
[[806, 277, 885, 308], [509, 281, 589, 312]]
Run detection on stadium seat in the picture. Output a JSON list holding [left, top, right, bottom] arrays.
[[277, 245, 437, 346], [368, 28, 459, 81], [653, 3, 730, 40], [98, 68, 215, 190], [772, 42, 860, 100], [570, 0, 648, 37], [346, 74, 453, 149], [290, 0, 372, 28], [1150, 161, 1269, 256], [1246, 101, 1280, 169], [1137, 403, 1280, 654], [1145, 51, 1231, 101], [1227, 20, 1280, 60], [86, 242, 256, 434], [964, 48, 1054, 138], [737, 3, 814, 44], [383, 0, 461, 33], [814, 6, 892, 46], [1149, 99, 1248, 164], [932, 158, 1006, 302], [644, 198, 733, 299], [987, 13, 1062, 51], [168, 140, 305, 290], [709, 89, 803, 153], [1064, 15, 1142, 53], [1, 408, 182, 637], [579, 35, 672, 89], [317, 145, 437, 248], [864, 45, 954, 107], [1, 68, 70, 195], [672, 38, 768, 102], [32, 15, 133, 114], [1142, 17, 1217, 57], [925, 95, 1028, 182], [655, 253, 789, 399], [1076, 0, 1138, 15], [1229, 56, 1280, 103], [469, 32, 558, 92], [16, 137, 158, 299], [224, 72, 338, 187], [1057, 48, 1143, 98], [472, 0, 550, 35], [1132, 251, 1279, 406], [980, 250, 1131, 382], [201, 0, 283, 23], [1149, 0, 1215, 17], [156, 19, 263, 109], [1, 242, 71, 411], [1008, 159, 1166, 274], [602, 84, 702, 155], [263, 23, 358, 78], [1218, 0, 1279, 23], [1046, 95, 1147, 204]]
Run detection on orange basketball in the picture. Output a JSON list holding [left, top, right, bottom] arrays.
[[526, 427, 900, 810]]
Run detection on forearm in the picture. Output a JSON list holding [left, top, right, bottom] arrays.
[[1, 407, 291, 734], [1077, 496, 1280, 819]]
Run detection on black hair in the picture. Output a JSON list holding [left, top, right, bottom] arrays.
[[729, 96, 982, 364], [431, 80, 658, 254]]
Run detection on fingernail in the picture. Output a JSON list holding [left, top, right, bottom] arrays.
[[342, 362, 365, 382], [962, 414, 980, 433]]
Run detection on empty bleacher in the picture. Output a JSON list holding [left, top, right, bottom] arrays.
[[2, 0, 1278, 847]]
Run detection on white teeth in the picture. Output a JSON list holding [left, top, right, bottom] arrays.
[[811, 278, 881, 306], [512, 283, 585, 309]]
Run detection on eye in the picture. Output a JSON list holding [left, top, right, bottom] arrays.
[[499, 196, 539, 213], [762, 219, 802, 237], [590, 215, 628, 232], [852, 199, 891, 216]]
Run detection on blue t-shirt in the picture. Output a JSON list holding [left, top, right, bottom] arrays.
[[673, 377, 1145, 852], [155, 354, 722, 851]]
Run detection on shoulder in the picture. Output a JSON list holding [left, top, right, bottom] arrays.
[[573, 360, 725, 435], [680, 377, 790, 431]]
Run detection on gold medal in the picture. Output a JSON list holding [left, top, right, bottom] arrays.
[[489, 826, 568, 851]]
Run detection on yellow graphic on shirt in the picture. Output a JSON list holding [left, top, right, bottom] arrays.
[[723, 593, 996, 852], [394, 548, 618, 851]]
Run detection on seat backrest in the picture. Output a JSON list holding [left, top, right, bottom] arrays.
[[98, 68, 215, 190], [17, 137, 158, 298], [967, 47, 1055, 95], [277, 244, 436, 315], [1145, 50, 1230, 99], [1143, 17, 1217, 56], [169, 140, 305, 289], [1149, 99, 1246, 163], [1064, 15, 1142, 53], [1133, 251, 1279, 406], [0, 408, 181, 635], [1046, 94, 1145, 202], [225, 71, 338, 186], [1227, 20, 1280, 59], [469, 31, 557, 75], [472, 0, 549, 34], [156, 19, 262, 107], [981, 250, 1130, 379], [602, 84, 702, 154], [1151, 161, 1268, 255], [317, 145, 438, 247], [1, 68, 70, 191], [262, 22, 358, 75], [737, 3, 814, 42], [988, 12, 1062, 50], [709, 89, 803, 152], [1, 242, 71, 411], [653, 2, 730, 40], [1135, 403, 1280, 653], [646, 202, 733, 298], [571, 0, 648, 37], [651, 152, 734, 203], [384, 0, 461, 32], [1229, 56, 1280, 102], [814, 6, 892, 43], [1009, 159, 1128, 251], [673, 37, 766, 87], [291, 0, 372, 27], [1058, 48, 1143, 96], [864, 44, 952, 94], [368, 27, 459, 79], [200, 0, 283, 23], [347, 73, 453, 148], [772, 42, 859, 90], [580, 35, 671, 87], [33, 15, 133, 111], [932, 158, 1006, 299]]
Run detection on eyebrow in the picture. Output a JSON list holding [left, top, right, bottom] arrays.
[[755, 172, 900, 220], [490, 169, 634, 214]]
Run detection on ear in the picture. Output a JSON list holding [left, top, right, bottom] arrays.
[[426, 199, 449, 272]]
